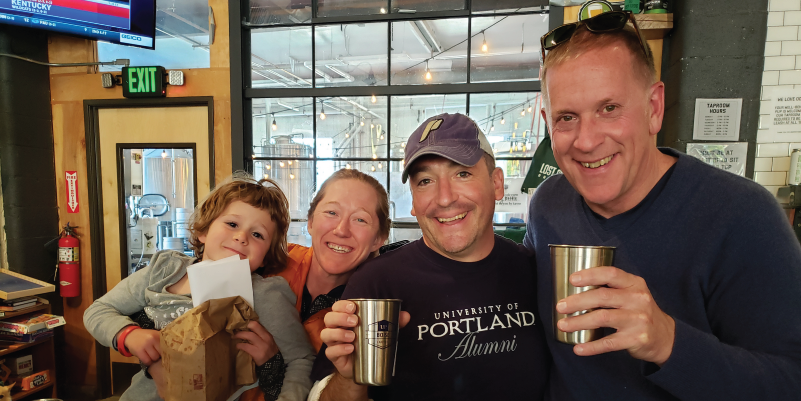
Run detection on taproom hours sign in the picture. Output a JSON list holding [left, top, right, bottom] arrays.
[[692, 98, 743, 142]]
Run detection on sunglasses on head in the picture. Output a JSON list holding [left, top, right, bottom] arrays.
[[540, 11, 649, 61]]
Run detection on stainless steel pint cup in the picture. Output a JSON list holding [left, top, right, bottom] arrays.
[[550, 245, 615, 345], [350, 299, 403, 386]]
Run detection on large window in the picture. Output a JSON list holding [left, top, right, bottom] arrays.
[[235, 0, 551, 240]]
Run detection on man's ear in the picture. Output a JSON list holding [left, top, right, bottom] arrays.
[[648, 81, 665, 137], [492, 167, 504, 201]]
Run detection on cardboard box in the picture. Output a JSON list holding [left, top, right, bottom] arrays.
[[161, 296, 258, 401], [0, 314, 65, 335], [12, 369, 49, 391], [7, 355, 32, 376], [0, 328, 53, 343]]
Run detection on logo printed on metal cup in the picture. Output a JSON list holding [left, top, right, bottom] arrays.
[[367, 319, 395, 349]]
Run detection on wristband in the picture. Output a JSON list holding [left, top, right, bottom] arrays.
[[116, 325, 139, 357]]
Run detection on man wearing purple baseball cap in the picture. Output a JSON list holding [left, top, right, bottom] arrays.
[[311, 113, 550, 401]]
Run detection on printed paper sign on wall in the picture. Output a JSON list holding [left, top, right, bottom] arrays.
[[686, 142, 748, 177], [768, 88, 801, 141], [65, 171, 79, 213], [692, 98, 742, 141]]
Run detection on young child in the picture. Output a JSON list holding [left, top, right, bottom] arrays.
[[84, 173, 315, 401]]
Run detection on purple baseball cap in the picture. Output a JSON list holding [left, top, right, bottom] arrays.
[[401, 113, 495, 183]]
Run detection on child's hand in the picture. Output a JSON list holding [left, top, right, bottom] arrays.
[[121, 328, 162, 365], [234, 321, 279, 366]]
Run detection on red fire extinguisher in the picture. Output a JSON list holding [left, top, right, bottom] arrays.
[[58, 223, 80, 297]]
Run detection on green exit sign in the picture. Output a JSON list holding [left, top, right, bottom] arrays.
[[122, 66, 166, 98]]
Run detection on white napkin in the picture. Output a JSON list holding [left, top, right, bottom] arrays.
[[187, 255, 255, 308]]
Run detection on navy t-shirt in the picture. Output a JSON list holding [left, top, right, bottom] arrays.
[[329, 236, 550, 400]]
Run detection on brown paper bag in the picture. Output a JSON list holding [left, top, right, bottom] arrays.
[[160, 296, 259, 401]]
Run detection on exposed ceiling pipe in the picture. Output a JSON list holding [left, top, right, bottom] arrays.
[[408, 21, 442, 53], [337, 97, 385, 122], [156, 27, 209, 51], [253, 54, 311, 86], [325, 65, 356, 82]]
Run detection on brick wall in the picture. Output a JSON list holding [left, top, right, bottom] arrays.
[[756, 0, 801, 195]]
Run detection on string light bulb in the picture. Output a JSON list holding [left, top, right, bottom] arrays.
[[290, 173, 295, 180], [271, 114, 277, 131], [490, 124, 495, 131], [481, 31, 488, 53], [279, 161, 285, 167], [501, 115, 506, 125], [378, 162, 382, 169], [288, 160, 293, 166], [424, 60, 432, 81], [361, 118, 365, 126], [346, 163, 352, 169], [319, 102, 326, 120], [266, 164, 271, 170], [345, 133, 350, 138], [371, 165, 376, 172], [380, 7, 386, 13], [401, 142, 406, 148], [380, 134, 384, 140], [527, 104, 532, 113], [372, 153, 377, 159], [371, 94, 377, 103], [162, 149, 168, 158], [521, 109, 526, 116], [264, 173, 269, 179]]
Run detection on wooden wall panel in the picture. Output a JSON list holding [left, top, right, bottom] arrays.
[[48, 0, 232, 393]]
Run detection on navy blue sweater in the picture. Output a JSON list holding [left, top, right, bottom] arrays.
[[524, 148, 801, 400]]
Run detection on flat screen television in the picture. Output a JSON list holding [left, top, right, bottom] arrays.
[[0, 0, 156, 49]]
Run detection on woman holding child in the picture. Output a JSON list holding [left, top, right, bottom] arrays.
[[84, 169, 391, 401]]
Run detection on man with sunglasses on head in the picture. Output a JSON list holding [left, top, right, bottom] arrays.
[[525, 10, 801, 400]]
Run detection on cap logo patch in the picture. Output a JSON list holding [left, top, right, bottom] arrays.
[[419, 119, 443, 142]]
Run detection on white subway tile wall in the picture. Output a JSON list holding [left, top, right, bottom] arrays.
[[754, 171, 788, 186], [757, 1, 801, 194], [755, 157, 774, 171]]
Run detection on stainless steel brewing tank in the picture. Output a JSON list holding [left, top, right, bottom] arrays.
[[254, 136, 314, 219]]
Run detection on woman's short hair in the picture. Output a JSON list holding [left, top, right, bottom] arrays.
[[308, 169, 391, 242], [189, 171, 290, 276]]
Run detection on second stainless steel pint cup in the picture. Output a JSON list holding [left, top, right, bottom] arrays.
[[350, 299, 403, 386], [550, 245, 615, 345]]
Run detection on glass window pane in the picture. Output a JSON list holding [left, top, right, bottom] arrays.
[[314, 23, 388, 88], [248, 0, 312, 25], [317, 0, 387, 18], [317, 96, 388, 159], [391, 0, 464, 13], [254, 159, 315, 219], [252, 97, 315, 155], [390, 94, 467, 153], [251, 27, 314, 88], [469, 92, 545, 159], [317, 161, 388, 195], [471, 0, 548, 14], [390, 19, 468, 85], [470, 14, 547, 83]]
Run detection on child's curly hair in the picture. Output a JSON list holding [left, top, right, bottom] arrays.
[[188, 171, 290, 276]]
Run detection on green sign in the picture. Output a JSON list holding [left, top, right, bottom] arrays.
[[122, 66, 166, 98]]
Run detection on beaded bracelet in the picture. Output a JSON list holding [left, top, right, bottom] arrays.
[[116, 325, 139, 357]]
